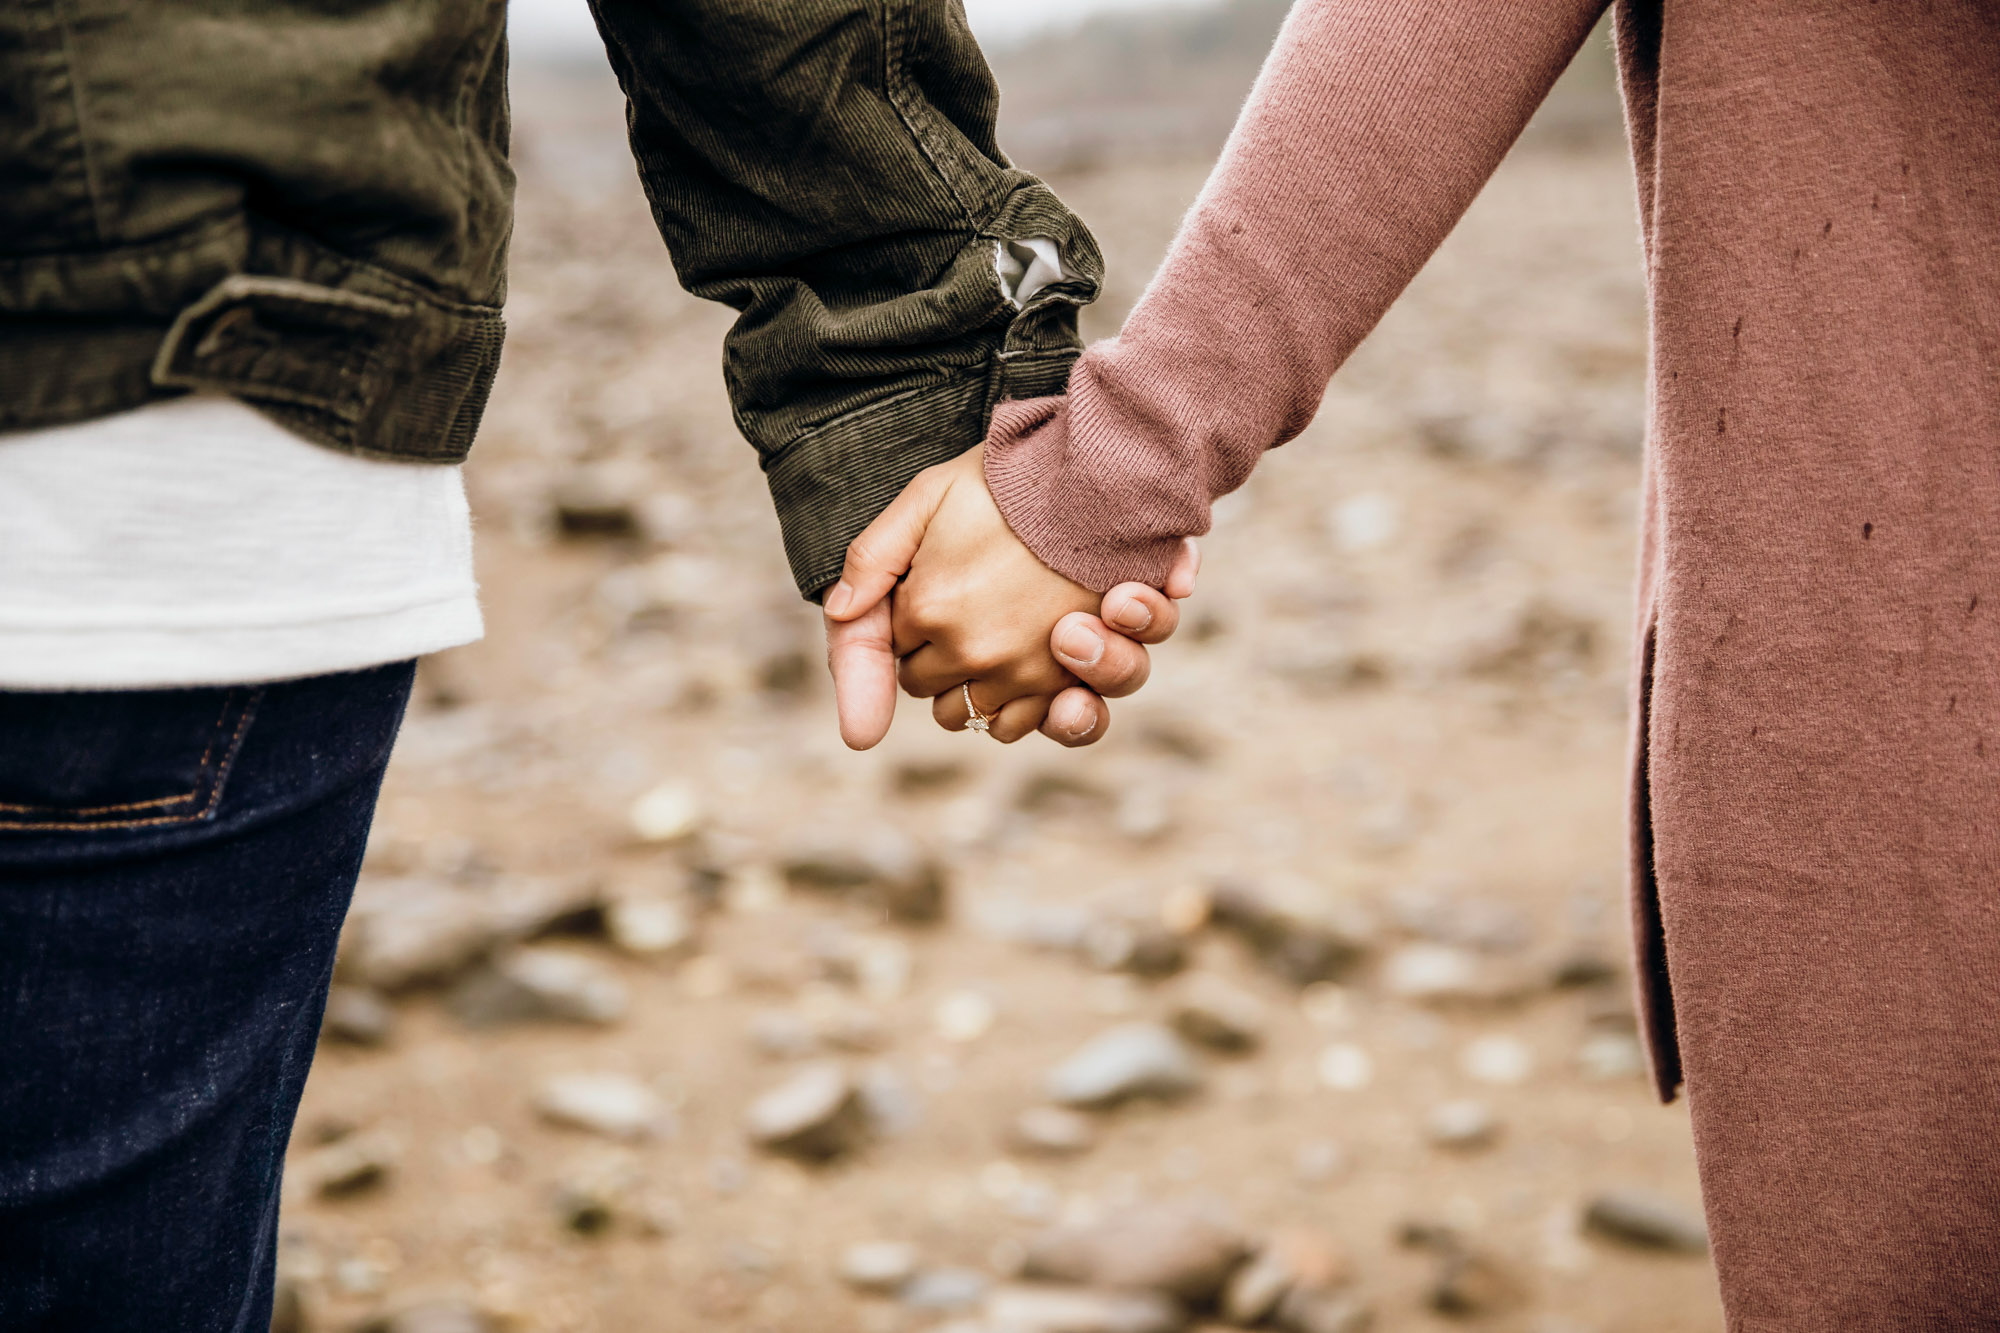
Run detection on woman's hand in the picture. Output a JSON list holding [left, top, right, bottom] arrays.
[[822, 447, 1196, 749]]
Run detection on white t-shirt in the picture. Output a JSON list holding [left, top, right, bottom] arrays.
[[0, 395, 482, 690]]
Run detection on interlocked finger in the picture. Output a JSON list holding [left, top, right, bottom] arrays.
[[932, 681, 1053, 742]]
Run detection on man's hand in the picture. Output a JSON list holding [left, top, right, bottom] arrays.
[[822, 448, 1196, 750]]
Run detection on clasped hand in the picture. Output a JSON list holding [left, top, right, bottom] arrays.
[[822, 447, 1196, 749]]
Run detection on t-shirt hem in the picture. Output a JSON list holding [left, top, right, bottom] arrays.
[[0, 595, 484, 691]]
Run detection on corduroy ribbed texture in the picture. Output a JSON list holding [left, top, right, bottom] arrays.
[[984, 1, 2000, 1325]]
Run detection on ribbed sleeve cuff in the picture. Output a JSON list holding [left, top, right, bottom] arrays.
[[982, 394, 1191, 594], [767, 349, 1080, 599]]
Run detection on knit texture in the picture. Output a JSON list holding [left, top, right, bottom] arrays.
[[985, 1, 2000, 1325], [984, 0, 1604, 591]]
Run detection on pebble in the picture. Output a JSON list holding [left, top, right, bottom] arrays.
[[857, 1063, 924, 1137], [1082, 918, 1188, 978], [1022, 1202, 1248, 1304], [1009, 1106, 1099, 1157], [603, 894, 695, 956], [1273, 1289, 1374, 1333], [321, 985, 395, 1046], [1460, 1034, 1534, 1084], [1045, 1024, 1204, 1109], [749, 1010, 820, 1060], [1167, 972, 1267, 1052], [1316, 1044, 1373, 1091], [840, 1240, 920, 1293], [855, 937, 915, 1002], [1387, 887, 1532, 953], [1221, 1228, 1350, 1325], [339, 874, 599, 992], [553, 1163, 637, 1236], [898, 1267, 990, 1311], [535, 1072, 668, 1140], [337, 879, 502, 991], [1208, 881, 1374, 985], [934, 990, 998, 1043], [356, 1298, 499, 1333], [1424, 1099, 1501, 1150], [448, 946, 628, 1027], [292, 1131, 398, 1198], [1582, 1189, 1709, 1253], [982, 1283, 1184, 1333], [811, 1000, 889, 1053], [628, 782, 703, 843], [549, 466, 642, 538], [1427, 1248, 1521, 1316], [781, 830, 949, 923], [1380, 943, 1532, 1006], [1551, 943, 1622, 987], [1577, 1031, 1647, 1081], [744, 1062, 869, 1160]]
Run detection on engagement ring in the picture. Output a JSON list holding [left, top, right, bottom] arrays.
[[962, 682, 992, 735]]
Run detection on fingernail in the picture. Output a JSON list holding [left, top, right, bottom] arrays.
[[1057, 624, 1103, 665], [824, 581, 854, 618], [1055, 698, 1097, 737], [1109, 600, 1152, 633]]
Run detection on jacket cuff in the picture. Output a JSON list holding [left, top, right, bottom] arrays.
[[767, 349, 1078, 599]]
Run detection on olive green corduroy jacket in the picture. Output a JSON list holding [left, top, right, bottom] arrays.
[[0, 0, 1101, 596]]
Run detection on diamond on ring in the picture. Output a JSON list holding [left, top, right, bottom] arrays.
[[963, 682, 992, 735]]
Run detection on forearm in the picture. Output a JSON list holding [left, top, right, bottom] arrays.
[[587, 0, 1102, 596], [984, 0, 1610, 591]]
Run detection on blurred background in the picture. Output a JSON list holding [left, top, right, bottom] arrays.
[[282, 4, 1723, 1331]]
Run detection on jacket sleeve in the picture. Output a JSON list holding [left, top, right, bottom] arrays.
[[981, 0, 1610, 592], [585, 0, 1103, 597]]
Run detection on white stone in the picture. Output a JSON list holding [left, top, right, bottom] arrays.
[[629, 782, 702, 843], [838, 1240, 920, 1293], [604, 895, 694, 955], [535, 1072, 666, 1139], [1461, 1034, 1534, 1085], [933, 990, 997, 1043], [1316, 1043, 1374, 1091]]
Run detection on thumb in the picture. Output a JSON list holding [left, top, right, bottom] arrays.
[[822, 465, 951, 622], [826, 597, 899, 749], [1164, 537, 1201, 600]]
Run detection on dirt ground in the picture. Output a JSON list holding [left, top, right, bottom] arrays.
[[280, 68, 1725, 1333]]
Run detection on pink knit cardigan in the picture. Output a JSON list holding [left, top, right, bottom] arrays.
[[985, 2, 2000, 1324]]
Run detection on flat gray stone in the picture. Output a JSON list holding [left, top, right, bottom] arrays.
[[1274, 1289, 1374, 1333], [745, 1062, 869, 1159], [1167, 972, 1267, 1052], [449, 946, 627, 1027], [1010, 1106, 1099, 1157], [1021, 1202, 1247, 1305], [321, 985, 395, 1046], [983, 1284, 1185, 1333], [899, 1267, 990, 1311], [1424, 1099, 1500, 1150], [839, 1240, 920, 1293], [1582, 1188, 1709, 1253], [291, 1130, 398, 1198], [1046, 1024, 1203, 1109], [535, 1072, 668, 1140]]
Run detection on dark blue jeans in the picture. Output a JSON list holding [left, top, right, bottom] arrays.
[[0, 662, 415, 1331]]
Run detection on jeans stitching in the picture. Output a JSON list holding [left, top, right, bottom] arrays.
[[0, 687, 262, 831]]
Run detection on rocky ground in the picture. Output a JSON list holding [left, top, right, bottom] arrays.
[[274, 68, 1724, 1333]]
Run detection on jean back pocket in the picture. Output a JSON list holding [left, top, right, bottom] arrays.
[[0, 686, 261, 832]]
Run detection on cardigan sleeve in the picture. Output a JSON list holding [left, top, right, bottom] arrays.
[[982, 0, 1611, 592]]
